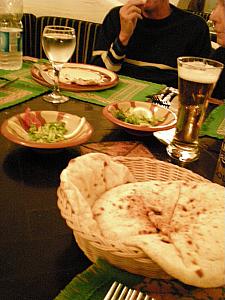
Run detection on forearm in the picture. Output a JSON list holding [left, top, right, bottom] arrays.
[[91, 2, 143, 71], [91, 38, 126, 72]]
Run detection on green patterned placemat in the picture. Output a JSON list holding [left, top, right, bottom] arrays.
[[0, 62, 165, 110], [0, 62, 49, 110], [64, 75, 166, 106], [54, 259, 224, 300], [200, 103, 225, 139]]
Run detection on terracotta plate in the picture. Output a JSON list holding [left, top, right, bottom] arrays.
[[1, 110, 93, 149], [31, 63, 119, 92]]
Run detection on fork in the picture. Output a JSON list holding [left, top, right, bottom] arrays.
[[103, 281, 152, 300]]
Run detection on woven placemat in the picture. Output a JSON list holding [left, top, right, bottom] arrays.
[[0, 62, 165, 110], [80, 141, 154, 158], [200, 103, 225, 139], [0, 62, 49, 110], [64, 75, 166, 106], [54, 259, 224, 300]]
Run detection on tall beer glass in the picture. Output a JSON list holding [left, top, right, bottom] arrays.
[[167, 57, 223, 162]]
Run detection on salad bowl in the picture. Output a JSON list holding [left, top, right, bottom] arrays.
[[1, 109, 93, 149], [102, 101, 177, 135]]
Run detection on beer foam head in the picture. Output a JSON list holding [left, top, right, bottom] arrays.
[[178, 61, 222, 84]]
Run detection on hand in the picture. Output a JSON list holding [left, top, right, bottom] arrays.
[[119, 0, 146, 46]]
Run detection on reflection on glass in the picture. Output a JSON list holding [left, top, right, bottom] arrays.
[[42, 25, 76, 104], [167, 56, 223, 162]]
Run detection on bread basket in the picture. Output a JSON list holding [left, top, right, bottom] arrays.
[[57, 156, 209, 279]]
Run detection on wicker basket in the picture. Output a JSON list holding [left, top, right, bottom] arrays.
[[57, 156, 209, 279]]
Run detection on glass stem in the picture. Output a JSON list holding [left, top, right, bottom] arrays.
[[52, 63, 63, 95]]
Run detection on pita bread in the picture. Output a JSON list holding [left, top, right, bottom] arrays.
[[92, 179, 225, 288], [93, 182, 157, 239], [60, 153, 225, 287], [126, 209, 224, 288], [129, 182, 225, 288], [59, 68, 104, 85], [61, 153, 134, 205], [59, 153, 134, 233], [93, 181, 181, 240]]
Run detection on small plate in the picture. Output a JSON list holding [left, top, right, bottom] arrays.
[[102, 101, 177, 135], [31, 63, 119, 92], [1, 111, 93, 149]]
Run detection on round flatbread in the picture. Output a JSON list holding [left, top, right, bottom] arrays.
[[59, 68, 103, 85], [59, 153, 134, 233], [92, 181, 181, 239], [59, 153, 225, 288], [92, 180, 225, 288]]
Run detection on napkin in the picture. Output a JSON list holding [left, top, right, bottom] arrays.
[[54, 259, 224, 300], [200, 103, 225, 139]]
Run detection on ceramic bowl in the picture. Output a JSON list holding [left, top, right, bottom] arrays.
[[1, 110, 93, 149], [102, 101, 177, 135]]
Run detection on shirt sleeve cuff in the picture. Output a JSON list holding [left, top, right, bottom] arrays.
[[113, 37, 127, 55]]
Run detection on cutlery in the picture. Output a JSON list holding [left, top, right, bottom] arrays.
[[103, 281, 152, 300], [0, 77, 19, 88]]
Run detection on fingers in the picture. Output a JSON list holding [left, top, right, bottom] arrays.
[[120, 5, 142, 20], [120, 0, 145, 21], [119, 0, 145, 45], [124, 0, 147, 6], [122, 0, 146, 12]]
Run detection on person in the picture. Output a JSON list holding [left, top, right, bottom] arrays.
[[210, 0, 225, 99], [91, 0, 211, 87]]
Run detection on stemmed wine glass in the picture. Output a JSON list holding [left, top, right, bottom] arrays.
[[42, 25, 76, 103]]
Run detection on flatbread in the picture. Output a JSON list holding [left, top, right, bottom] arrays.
[[166, 182, 225, 287], [59, 68, 103, 85], [129, 182, 225, 288], [59, 153, 225, 288], [93, 182, 157, 239], [60, 153, 134, 233], [93, 181, 180, 240], [60, 152, 134, 206], [92, 180, 225, 288]]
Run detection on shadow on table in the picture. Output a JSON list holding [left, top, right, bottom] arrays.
[[54, 237, 92, 298], [2, 146, 80, 187]]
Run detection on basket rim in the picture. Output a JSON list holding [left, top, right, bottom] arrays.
[[112, 156, 209, 182], [58, 156, 210, 258]]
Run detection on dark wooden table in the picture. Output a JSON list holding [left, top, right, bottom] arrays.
[[0, 95, 222, 299]]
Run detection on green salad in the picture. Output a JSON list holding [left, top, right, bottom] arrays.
[[28, 122, 67, 143], [114, 107, 165, 126]]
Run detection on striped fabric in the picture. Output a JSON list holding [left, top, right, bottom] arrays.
[[22, 14, 101, 64], [22, 13, 36, 57]]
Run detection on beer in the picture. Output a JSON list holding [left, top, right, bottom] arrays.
[[167, 58, 223, 162]]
